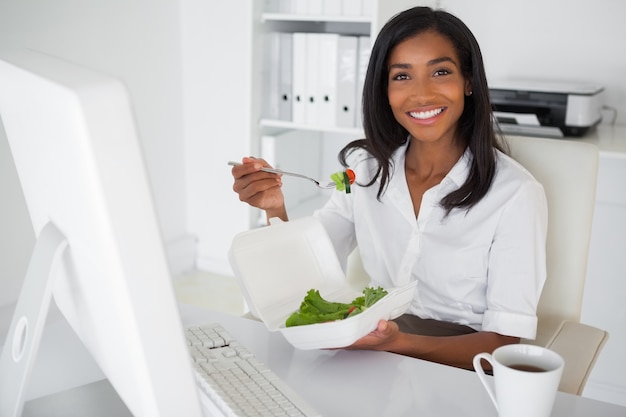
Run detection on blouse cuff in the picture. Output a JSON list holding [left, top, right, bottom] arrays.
[[482, 310, 538, 339]]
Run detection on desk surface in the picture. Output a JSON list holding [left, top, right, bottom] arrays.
[[21, 305, 626, 417], [565, 124, 626, 158], [180, 306, 626, 417]]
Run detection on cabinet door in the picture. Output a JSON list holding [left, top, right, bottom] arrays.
[[582, 155, 626, 405]]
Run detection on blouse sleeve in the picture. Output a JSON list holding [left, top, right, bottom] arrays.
[[481, 179, 548, 339]]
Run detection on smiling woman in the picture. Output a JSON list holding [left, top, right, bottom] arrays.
[[230, 6, 548, 372]]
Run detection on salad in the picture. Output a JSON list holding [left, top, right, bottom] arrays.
[[285, 286, 388, 327], [330, 169, 356, 193]]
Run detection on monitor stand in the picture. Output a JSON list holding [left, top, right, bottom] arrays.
[[0, 222, 68, 417]]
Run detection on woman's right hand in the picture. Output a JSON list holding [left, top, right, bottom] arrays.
[[231, 157, 288, 221]]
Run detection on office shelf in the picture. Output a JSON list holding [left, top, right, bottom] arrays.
[[261, 13, 371, 24], [260, 118, 363, 137]]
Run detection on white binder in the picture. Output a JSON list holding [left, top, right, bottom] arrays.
[[291, 32, 307, 124], [291, 0, 308, 14], [341, 0, 362, 16], [361, 0, 375, 17], [277, 0, 293, 13], [307, 0, 323, 15], [355, 36, 371, 128], [317, 33, 340, 127], [278, 32, 293, 121], [305, 33, 321, 125], [336, 35, 358, 128], [322, 0, 341, 15], [262, 32, 281, 120], [265, 0, 280, 13]]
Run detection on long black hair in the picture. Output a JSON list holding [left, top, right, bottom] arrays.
[[339, 6, 504, 213]]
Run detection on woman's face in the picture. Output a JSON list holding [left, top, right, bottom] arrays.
[[387, 30, 471, 145]]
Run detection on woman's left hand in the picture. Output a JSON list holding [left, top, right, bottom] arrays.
[[345, 319, 400, 351]]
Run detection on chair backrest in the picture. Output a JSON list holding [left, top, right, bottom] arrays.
[[506, 135, 599, 346]]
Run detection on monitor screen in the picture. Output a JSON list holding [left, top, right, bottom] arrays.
[[0, 47, 203, 417]]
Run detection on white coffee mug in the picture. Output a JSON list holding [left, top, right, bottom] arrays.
[[473, 344, 564, 417]]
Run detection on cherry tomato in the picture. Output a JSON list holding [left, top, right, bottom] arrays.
[[346, 168, 356, 184]]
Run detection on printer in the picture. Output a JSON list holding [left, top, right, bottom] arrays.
[[489, 80, 605, 138]]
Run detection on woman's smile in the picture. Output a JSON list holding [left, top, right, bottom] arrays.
[[408, 106, 446, 121]]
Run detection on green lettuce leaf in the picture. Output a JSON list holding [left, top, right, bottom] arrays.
[[285, 286, 388, 327]]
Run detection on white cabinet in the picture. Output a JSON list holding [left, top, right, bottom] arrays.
[[248, 0, 430, 225], [578, 126, 626, 406]]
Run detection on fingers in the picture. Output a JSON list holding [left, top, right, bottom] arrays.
[[241, 156, 262, 167], [348, 320, 398, 350], [231, 156, 284, 210], [367, 320, 390, 338], [231, 157, 283, 179], [231, 158, 282, 194], [231, 157, 264, 179], [375, 320, 388, 334], [234, 176, 282, 204]]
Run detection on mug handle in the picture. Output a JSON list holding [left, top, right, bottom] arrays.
[[473, 352, 498, 411]]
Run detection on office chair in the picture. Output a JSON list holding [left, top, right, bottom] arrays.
[[506, 134, 608, 395], [345, 135, 608, 395]]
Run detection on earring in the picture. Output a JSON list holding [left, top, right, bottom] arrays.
[[468, 91, 473, 96]]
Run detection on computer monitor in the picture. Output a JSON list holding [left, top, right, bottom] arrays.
[[0, 48, 203, 417]]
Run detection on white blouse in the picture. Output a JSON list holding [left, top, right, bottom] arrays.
[[314, 140, 548, 339]]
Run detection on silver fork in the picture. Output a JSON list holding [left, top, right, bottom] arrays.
[[228, 161, 336, 189]]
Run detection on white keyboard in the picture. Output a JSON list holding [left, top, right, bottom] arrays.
[[186, 323, 321, 417]]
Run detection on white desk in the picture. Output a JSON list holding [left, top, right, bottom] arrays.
[[575, 124, 626, 159], [21, 305, 626, 417]]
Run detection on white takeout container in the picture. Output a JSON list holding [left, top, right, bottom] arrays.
[[228, 216, 416, 350]]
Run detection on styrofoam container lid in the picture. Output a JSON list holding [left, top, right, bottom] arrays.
[[228, 216, 416, 350]]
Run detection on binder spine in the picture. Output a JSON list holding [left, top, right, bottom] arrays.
[[336, 36, 358, 128], [305, 33, 321, 126], [278, 33, 293, 121], [291, 32, 308, 124], [262, 32, 281, 120], [356, 36, 371, 129]]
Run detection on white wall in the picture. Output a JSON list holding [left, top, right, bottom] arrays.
[[181, 0, 256, 275], [0, 0, 193, 309], [439, 0, 626, 126]]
